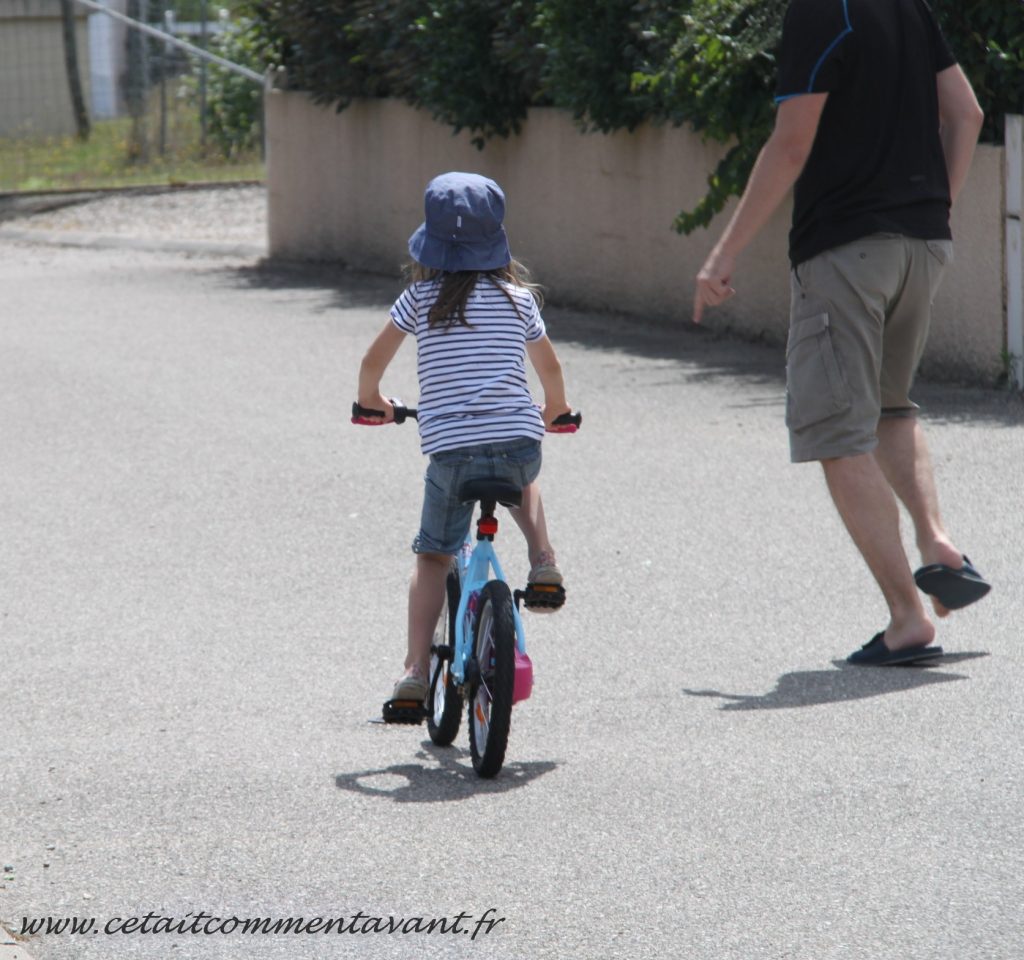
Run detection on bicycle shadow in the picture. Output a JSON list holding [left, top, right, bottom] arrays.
[[683, 652, 989, 711], [335, 743, 558, 803]]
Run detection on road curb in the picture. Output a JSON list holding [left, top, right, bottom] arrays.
[[0, 225, 265, 259], [0, 181, 263, 224]]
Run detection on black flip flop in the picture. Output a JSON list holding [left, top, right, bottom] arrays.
[[847, 632, 944, 666], [913, 555, 991, 610]]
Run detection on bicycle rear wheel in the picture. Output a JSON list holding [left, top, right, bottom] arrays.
[[468, 580, 516, 778], [427, 560, 463, 746]]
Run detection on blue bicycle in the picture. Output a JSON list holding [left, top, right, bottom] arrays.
[[353, 400, 580, 778]]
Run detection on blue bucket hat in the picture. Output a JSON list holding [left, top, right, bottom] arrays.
[[408, 172, 512, 272]]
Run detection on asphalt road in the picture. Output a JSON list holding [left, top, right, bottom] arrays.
[[1, 222, 1022, 960]]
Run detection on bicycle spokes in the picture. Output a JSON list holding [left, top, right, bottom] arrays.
[[425, 561, 462, 745], [468, 581, 515, 778]]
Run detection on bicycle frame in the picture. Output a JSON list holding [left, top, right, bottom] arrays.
[[354, 397, 578, 735], [448, 524, 527, 686]]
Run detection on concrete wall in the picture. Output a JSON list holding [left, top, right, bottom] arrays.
[[0, 0, 91, 139], [267, 92, 1009, 384]]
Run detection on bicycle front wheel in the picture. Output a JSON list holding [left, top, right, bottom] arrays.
[[468, 580, 516, 778], [427, 560, 463, 746]]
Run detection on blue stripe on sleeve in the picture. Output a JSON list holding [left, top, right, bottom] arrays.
[[774, 0, 852, 103]]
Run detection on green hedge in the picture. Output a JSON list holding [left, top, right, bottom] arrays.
[[202, 18, 268, 157], [631, 0, 788, 232], [933, 0, 1024, 145], [244, 0, 1023, 232]]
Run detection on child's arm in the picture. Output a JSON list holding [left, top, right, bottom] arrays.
[[357, 322, 407, 422], [526, 335, 570, 428]]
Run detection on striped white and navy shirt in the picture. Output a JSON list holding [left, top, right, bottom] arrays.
[[390, 277, 547, 455]]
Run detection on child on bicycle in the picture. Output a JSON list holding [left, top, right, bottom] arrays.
[[356, 171, 572, 704]]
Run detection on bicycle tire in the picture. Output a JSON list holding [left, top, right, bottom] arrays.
[[426, 560, 463, 746], [468, 580, 516, 778]]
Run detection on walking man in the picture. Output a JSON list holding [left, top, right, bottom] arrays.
[[693, 0, 990, 664]]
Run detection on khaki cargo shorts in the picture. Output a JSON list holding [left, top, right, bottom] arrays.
[[785, 233, 953, 463]]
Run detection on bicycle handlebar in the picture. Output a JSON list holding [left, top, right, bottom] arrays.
[[352, 401, 581, 433], [351, 400, 417, 424], [547, 411, 582, 433]]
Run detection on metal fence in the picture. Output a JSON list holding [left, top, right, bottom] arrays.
[[0, 0, 265, 192]]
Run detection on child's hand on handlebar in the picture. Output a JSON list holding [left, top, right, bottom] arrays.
[[542, 405, 570, 429], [352, 395, 394, 425], [543, 405, 582, 433], [352, 398, 416, 425]]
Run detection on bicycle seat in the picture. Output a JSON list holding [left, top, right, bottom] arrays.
[[458, 478, 523, 508]]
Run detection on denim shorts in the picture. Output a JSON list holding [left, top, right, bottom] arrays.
[[412, 438, 542, 555]]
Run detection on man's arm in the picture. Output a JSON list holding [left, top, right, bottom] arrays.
[[936, 64, 984, 205], [692, 93, 827, 324]]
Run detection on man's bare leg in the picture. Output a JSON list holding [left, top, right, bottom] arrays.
[[821, 451, 935, 650], [874, 416, 964, 617]]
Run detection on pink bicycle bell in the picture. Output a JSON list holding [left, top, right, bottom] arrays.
[[513, 649, 533, 703]]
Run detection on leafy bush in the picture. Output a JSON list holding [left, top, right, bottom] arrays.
[[250, 2, 412, 107], [397, 0, 542, 144], [632, 0, 787, 232], [933, 0, 1024, 144], [243, 0, 1023, 232], [246, 1, 540, 144], [203, 17, 269, 157], [173, 0, 247, 20], [532, 0, 659, 132]]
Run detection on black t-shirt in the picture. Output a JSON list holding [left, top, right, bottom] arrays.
[[775, 0, 957, 266]]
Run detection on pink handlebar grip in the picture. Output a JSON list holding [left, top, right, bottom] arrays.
[[546, 411, 582, 433]]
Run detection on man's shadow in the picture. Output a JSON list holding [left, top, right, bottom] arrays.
[[684, 653, 988, 710], [335, 741, 557, 803]]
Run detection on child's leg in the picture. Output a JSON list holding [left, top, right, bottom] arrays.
[[403, 551, 450, 678], [393, 446, 474, 698], [508, 483, 560, 580]]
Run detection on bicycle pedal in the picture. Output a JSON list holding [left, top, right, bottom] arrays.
[[381, 699, 427, 724], [516, 582, 566, 611]]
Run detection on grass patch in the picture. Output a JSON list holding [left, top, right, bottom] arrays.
[[0, 108, 263, 192]]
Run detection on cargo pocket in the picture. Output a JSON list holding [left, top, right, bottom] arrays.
[[785, 313, 852, 430], [924, 239, 954, 301], [925, 239, 953, 267]]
